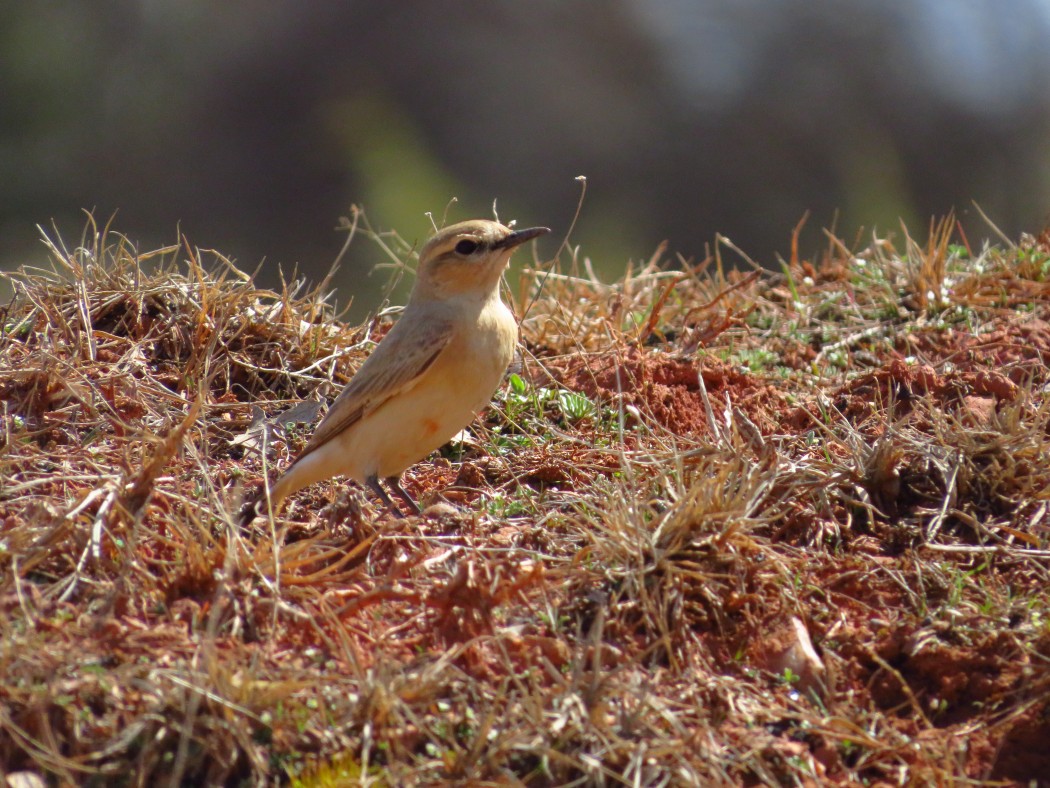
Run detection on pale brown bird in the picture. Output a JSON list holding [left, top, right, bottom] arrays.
[[239, 219, 549, 525]]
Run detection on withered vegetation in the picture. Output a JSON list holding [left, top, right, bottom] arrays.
[[1, 213, 1049, 785]]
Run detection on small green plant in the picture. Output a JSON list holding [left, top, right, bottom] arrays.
[[557, 389, 597, 421], [497, 373, 600, 430], [485, 490, 532, 518]]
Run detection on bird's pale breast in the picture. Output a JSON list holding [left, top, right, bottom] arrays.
[[333, 296, 516, 480]]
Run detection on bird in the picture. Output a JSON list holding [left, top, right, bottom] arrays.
[[238, 219, 549, 525]]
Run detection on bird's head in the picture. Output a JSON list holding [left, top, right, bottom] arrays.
[[413, 220, 549, 301]]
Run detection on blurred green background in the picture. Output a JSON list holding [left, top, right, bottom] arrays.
[[3, 1, 1050, 317]]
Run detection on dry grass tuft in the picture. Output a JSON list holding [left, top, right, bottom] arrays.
[[2, 213, 1049, 785]]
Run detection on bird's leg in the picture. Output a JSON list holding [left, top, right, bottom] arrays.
[[385, 475, 422, 516], [366, 475, 405, 518], [237, 491, 262, 528]]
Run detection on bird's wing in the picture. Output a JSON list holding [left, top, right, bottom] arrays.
[[297, 313, 455, 457]]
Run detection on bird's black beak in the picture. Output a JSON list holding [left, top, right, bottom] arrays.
[[496, 226, 550, 250]]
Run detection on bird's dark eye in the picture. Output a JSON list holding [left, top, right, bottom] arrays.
[[454, 239, 479, 255]]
